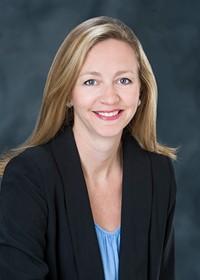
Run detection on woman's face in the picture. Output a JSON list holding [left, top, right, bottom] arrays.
[[71, 38, 141, 139]]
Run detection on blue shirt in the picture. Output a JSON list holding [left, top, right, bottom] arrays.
[[95, 223, 121, 280]]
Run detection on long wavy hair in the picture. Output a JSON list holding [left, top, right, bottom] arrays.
[[0, 16, 179, 175]]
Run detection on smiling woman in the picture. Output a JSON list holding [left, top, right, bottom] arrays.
[[0, 16, 178, 280]]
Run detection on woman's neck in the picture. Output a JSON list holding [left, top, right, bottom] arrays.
[[72, 126, 123, 184]]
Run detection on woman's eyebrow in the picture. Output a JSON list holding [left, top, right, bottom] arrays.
[[115, 70, 136, 76], [79, 70, 136, 77], [80, 71, 101, 77]]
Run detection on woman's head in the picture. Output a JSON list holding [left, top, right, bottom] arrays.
[[71, 38, 141, 139]]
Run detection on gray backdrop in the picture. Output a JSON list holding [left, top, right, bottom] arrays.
[[0, 0, 199, 279]]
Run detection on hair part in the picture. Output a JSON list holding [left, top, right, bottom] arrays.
[[0, 16, 179, 175]]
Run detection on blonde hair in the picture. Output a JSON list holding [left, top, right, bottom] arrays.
[[0, 16, 179, 175]]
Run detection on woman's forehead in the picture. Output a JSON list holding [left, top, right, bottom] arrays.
[[79, 39, 139, 73]]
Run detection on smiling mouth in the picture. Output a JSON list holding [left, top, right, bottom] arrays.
[[92, 110, 123, 120]]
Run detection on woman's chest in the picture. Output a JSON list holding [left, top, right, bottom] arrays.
[[86, 180, 122, 232]]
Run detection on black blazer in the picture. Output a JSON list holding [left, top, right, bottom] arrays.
[[0, 124, 177, 280]]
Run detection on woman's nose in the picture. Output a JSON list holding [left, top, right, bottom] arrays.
[[100, 85, 120, 105]]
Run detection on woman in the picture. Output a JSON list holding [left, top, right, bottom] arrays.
[[0, 16, 178, 280]]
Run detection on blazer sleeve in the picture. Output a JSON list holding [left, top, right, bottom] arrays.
[[0, 152, 49, 279], [159, 157, 177, 280]]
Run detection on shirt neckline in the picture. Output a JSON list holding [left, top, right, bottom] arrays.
[[95, 223, 121, 235]]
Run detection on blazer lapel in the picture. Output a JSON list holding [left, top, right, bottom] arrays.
[[119, 130, 152, 279], [50, 125, 104, 279], [50, 124, 152, 280]]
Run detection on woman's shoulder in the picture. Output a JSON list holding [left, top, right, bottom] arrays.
[[7, 143, 52, 169], [2, 144, 54, 192], [146, 150, 175, 180]]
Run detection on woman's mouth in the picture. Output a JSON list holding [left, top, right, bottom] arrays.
[[93, 110, 123, 121]]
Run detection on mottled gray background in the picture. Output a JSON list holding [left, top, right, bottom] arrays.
[[0, 0, 199, 279]]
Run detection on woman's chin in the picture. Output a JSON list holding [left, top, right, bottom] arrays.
[[93, 126, 123, 139]]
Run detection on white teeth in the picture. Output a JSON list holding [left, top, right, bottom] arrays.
[[96, 111, 120, 117]]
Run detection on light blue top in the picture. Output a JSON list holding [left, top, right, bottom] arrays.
[[95, 223, 121, 280]]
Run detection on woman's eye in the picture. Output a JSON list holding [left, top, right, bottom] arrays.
[[119, 78, 132, 85], [83, 79, 97, 86]]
